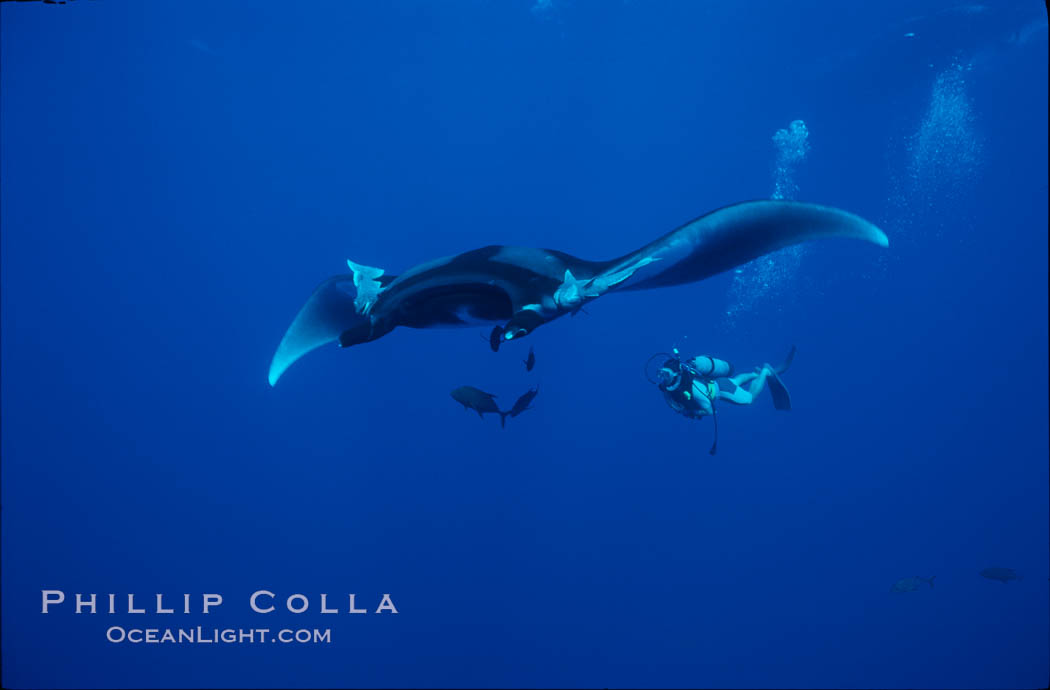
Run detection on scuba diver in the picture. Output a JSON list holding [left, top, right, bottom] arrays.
[[645, 346, 796, 455]]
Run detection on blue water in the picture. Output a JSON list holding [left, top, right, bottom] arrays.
[[2, 1, 1047, 688]]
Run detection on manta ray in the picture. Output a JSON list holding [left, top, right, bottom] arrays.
[[268, 200, 888, 385]]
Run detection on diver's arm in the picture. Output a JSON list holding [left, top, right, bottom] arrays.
[[692, 380, 714, 416]]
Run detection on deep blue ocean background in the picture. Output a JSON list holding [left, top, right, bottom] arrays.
[[2, 1, 1047, 688]]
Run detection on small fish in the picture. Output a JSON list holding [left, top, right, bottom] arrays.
[[523, 347, 536, 372], [980, 567, 1022, 584], [508, 387, 539, 419], [450, 386, 504, 422], [488, 326, 504, 352], [890, 576, 936, 593]]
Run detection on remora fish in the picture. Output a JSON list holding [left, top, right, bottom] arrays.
[[269, 200, 888, 385]]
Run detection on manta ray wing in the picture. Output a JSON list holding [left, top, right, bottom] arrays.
[[269, 200, 887, 385], [599, 200, 888, 293], [268, 272, 397, 386]]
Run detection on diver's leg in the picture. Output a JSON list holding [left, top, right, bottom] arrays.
[[713, 378, 755, 406], [746, 366, 772, 398], [729, 371, 758, 386], [727, 365, 771, 392], [729, 364, 791, 410]]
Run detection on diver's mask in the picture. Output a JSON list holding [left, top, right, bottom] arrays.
[[659, 366, 684, 391], [645, 350, 684, 390]]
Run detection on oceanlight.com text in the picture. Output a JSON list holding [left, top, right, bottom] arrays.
[[105, 626, 331, 644]]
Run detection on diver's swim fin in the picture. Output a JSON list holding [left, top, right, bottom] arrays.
[[776, 345, 797, 375], [765, 370, 792, 411]]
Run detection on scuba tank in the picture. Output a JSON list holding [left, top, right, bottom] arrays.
[[690, 355, 733, 378]]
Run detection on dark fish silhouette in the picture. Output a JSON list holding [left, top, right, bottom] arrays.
[[523, 347, 536, 371], [450, 386, 511, 427], [980, 567, 1022, 584], [450, 386, 499, 417], [890, 576, 935, 593], [268, 200, 887, 385], [508, 387, 539, 419]]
